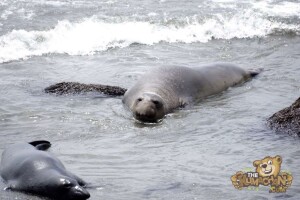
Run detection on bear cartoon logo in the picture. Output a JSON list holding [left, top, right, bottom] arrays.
[[253, 155, 282, 177], [231, 155, 293, 193]]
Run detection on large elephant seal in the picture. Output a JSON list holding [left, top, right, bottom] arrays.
[[44, 63, 260, 123], [0, 140, 90, 200], [123, 63, 260, 122]]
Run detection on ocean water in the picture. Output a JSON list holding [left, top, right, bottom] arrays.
[[0, 0, 300, 199]]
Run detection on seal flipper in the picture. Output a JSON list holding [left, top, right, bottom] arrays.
[[29, 140, 51, 151]]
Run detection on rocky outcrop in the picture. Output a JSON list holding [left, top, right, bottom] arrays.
[[268, 97, 300, 136], [45, 82, 127, 96]]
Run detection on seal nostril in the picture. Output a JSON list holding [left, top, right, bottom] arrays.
[[137, 98, 143, 102], [262, 164, 267, 168]]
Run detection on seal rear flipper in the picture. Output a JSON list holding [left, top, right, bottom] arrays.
[[29, 140, 51, 151]]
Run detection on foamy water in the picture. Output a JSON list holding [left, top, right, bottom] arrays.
[[253, 1, 300, 17], [0, 0, 300, 200], [0, 0, 299, 63]]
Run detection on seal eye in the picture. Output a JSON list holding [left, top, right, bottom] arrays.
[[137, 98, 143, 102], [268, 160, 272, 165]]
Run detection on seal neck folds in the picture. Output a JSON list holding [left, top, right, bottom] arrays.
[[132, 92, 166, 122]]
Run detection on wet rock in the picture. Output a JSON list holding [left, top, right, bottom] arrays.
[[268, 97, 300, 136], [45, 82, 127, 96]]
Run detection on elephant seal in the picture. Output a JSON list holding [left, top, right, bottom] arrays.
[[122, 63, 260, 122], [0, 140, 90, 200]]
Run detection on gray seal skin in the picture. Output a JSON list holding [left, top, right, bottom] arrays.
[[123, 63, 259, 122], [0, 140, 90, 200]]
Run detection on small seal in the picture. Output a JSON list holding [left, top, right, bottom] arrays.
[[123, 63, 260, 122], [0, 140, 90, 200]]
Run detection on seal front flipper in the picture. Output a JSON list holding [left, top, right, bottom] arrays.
[[29, 140, 51, 151], [45, 82, 127, 96]]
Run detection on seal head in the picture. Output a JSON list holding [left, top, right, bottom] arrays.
[[133, 92, 166, 122], [38, 176, 90, 200]]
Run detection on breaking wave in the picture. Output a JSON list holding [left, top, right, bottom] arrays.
[[0, 10, 299, 63]]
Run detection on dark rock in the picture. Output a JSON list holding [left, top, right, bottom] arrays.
[[268, 97, 300, 136], [45, 82, 127, 96]]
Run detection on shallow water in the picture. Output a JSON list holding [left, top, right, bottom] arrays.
[[1, 0, 300, 199]]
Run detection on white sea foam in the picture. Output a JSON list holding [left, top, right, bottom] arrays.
[[27, 0, 69, 6], [0, 11, 299, 63], [253, 1, 300, 17], [43, 0, 69, 6]]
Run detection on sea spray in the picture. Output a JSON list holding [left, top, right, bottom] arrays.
[[0, 10, 299, 63]]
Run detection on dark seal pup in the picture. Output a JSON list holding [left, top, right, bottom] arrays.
[[0, 140, 90, 200], [122, 63, 260, 122]]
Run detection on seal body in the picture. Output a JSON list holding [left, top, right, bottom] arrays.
[[123, 63, 258, 122], [0, 141, 90, 200]]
